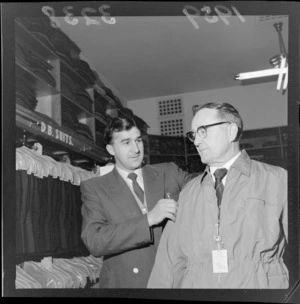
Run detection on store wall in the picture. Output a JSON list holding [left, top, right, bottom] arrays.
[[127, 82, 288, 135]]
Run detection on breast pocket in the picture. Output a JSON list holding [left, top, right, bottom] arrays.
[[243, 198, 266, 212], [241, 198, 266, 220], [241, 198, 281, 244]]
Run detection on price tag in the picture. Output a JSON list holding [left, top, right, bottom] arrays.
[[41, 257, 53, 270], [212, 250, 228, 273]]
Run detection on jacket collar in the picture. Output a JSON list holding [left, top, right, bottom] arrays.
[[200, 149, 251, 183], [107, 167, 142, 214], [230, 149, 251, 177], [142, 164, 165, 212], [105, 165, 164, 214]]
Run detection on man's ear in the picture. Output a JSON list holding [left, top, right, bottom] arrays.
[[229, 123, 239, 142], [106, 144, 115, 156]]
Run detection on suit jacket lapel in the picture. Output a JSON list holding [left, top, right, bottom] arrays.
[[106, 167, 142, 216], [142, 165, 164, 212]]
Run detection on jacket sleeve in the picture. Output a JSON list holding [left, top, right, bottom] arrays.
[[147, 203, 187, 288], [80, 180, 152, 257], [281, 169, 288, 241], [169, 162, 195, 189], [147, 219, 176, 288]]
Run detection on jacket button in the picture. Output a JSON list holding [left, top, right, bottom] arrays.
[[133, 267, 139, 273]]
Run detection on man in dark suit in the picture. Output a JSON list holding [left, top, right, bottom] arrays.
[[80, 116, 192, 288]]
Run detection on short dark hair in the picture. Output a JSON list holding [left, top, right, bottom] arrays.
[[195, 102, 243, 141], [104, 117, 140, 144]]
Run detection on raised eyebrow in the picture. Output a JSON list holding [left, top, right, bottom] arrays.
[[120, 136, 142, 143], [120, 138, 131, 143]]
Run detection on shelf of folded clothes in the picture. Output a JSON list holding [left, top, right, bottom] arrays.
[[240, 126, 287, 150], [16, 58, 59, 98], [60, 59, 93, 90], [61, 90, 94, 115], [15, 18, 58, 61], [16, 72, 39, 112], [246, 146, 288, 169], [61, 98, 95, 141], [148, 135, 185, 155]]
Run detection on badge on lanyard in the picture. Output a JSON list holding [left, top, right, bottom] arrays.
[[212, 249, 228, 273]]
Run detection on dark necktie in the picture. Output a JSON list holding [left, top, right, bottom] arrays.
[[128, 173, 144, 203], [213, 168, 228, 209]]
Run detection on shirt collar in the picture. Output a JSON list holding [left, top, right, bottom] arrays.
[[210, 151, 241, 176], [116, 165, 143, 182], [201, 150, 252, 184]]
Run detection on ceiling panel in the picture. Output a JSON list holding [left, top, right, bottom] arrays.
[[58, 15, 288, 102]]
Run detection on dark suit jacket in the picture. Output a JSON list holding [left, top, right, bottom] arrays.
[[80, 162, 192, 288]]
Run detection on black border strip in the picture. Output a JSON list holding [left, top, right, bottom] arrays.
[[2, 1, 300, 301]]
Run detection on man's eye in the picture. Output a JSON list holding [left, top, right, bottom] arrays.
[[137, 138, 143, 143], [123, 141, 130, 145]]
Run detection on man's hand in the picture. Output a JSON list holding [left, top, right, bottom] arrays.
[[147, 198, 178, 227]]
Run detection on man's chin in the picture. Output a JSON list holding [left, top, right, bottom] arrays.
[[199, 154, 207, 164], [130, 158, 143, 168]]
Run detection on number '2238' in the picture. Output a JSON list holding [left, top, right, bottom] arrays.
[[41, 5, 116, 28]]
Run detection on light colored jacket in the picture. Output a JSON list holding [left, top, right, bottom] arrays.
[[148, 150, 289, 288]]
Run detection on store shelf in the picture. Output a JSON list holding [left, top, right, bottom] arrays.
[[15, 19, 58, 60], [147, 126, 288, 173], [16, 61, 59, 97], [61, 93, 94, 115], [60, 59, 91, 89], [16, 104, 109, 164]]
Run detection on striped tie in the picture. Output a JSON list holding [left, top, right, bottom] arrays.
[[214, 168, 228, 209], [128, 173, 144, 203]]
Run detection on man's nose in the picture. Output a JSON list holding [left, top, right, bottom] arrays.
[[132, 141, 140, 153], [193, 133, 203, 146]]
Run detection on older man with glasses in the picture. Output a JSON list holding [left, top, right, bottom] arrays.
[[148, 102, 288, 289]]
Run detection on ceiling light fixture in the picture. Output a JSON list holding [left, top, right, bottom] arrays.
[[235, 22, 288, 94]]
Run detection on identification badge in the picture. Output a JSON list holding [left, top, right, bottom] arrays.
[[212, 250, 228, 273]]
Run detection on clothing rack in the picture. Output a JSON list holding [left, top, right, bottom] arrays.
[[16, 145, 98, 184], [15, 146, 102, 288]]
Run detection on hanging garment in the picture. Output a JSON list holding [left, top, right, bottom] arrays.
[[16, 265, 42, 288]]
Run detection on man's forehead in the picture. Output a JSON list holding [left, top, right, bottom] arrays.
[[112, 127, 141, 140], [192, 108, 218, 127]]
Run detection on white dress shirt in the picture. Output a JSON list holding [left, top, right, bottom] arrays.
[[116, 166, 147, 213], [116, 166, 145, 191], [210, 151, 241, 185]]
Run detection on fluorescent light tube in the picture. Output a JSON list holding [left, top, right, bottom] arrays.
[[235, 67, 288, 80], [276, 56, 287, 90], [282, 66, 288, 90]]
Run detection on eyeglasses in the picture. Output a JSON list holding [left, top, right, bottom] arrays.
[[186, 121, 231, 142]]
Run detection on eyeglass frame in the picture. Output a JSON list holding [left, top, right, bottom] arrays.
[[186, 121, 231, 142]]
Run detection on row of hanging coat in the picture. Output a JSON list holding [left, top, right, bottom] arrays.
[[16, 145, 99, 257], [15, 145, 105, 288]]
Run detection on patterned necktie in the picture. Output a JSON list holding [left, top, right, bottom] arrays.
[[128, 173, 144, 203], [213, 168, 228, 209]]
